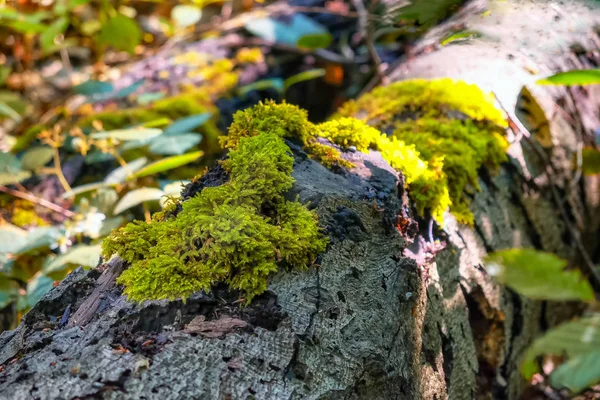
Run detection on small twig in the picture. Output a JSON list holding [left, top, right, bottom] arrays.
[[0, 185, 75, 218], [352, 0, 387, 86], [53, 147, 73, 193]]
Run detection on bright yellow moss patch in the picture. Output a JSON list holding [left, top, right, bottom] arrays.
[[333, 78, 509, 224]]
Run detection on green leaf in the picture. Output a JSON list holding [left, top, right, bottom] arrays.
[[26, 274, 54, 308], [245, 14, 327, 46], [485, 249, 594, 301], [537, 69, 600, 86], [40, 17, 69, 54], [131, 151, 203, 179], [21, 146, 54, 171], [0, 101, 22, 121], [0, 225, 62, 255], [440, 30, 481, 46], [44, 244, 102, 274], [521, 315, 600, 379], [114, 79, 144, 99], [0, 151, 31, 185], [104, 157, 147, 184], [238, 78, 284, 96], [0, 65, 12, 86], [73, 80, 114, 96], [284, 69, 326, 91], [137, 92, 166, 105], [61, 181, 110, 199], [9, 20, 47, 34], [297, 33, 333, 49], [163, 113, 211, 135], [91, 128, 162, 141], [582, 147, 600, 175], [171, 4, 203, 28], [149, 133, 202, 155], [549, 350, 600, 393], [113, 187, 165, 215], [97, 14, 142, 54]]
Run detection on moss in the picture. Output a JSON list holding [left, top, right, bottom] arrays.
[[103, 110, 328, 303], [332, 79, 508, 224], [222, 100, 352, 169]]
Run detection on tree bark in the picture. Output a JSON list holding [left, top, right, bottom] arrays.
[[1, 1, 600, 399]]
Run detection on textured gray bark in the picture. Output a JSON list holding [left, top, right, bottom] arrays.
[[1, 1, 599, 399]]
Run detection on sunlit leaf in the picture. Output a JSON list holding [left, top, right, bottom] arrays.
[[9, 20, 47, 34], [131, 151, 203, 179], [238, 78, 284, 96], [171, 4, 203, 28], [521, 315, 600, 379], [91, 128, 162, 141], [44, 244, 102, 274], [297, 33, 333, 49], [97, 13, 142, 54], [163, 113, 211, 135], [0, 65, 13, 86], [550, 350, 600, 393], [40, 16, 69, 54], [440, 30, 481, 46], [104, 157, 147, 184], [485, 249, 594, 301], [113, 187, 165, 215], [245, 14, 328, 45], [149, 133, 202, 155], [21, 146, 54, 171], [73, 80, 114, 96], [284, 69, 326, 91], [26, 274, 54, 308], [98, 216, 123, 237], [537, 69, 600, 86]]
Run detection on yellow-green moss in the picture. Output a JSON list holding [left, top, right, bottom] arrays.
[[102, 106, 328, 303], [221, 100, 353, 169], [333, 79, 508, 224]]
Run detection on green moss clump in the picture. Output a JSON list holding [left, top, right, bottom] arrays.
[[103, 114, 328, 303], [334, 79, 508, 224], [222, 100, 353, 169]]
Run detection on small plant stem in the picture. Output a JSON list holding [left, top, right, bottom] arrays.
[[142, 202, 151, 222], [53, 148, 73, 193], [0, 185, 75, 218]]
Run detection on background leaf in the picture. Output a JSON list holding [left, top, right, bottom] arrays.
[[44, 244, 102, 274], [0, 152, 31, 185], [149, 133, 202, 155], [549, 350, 600, 393], [238, 78, 284, 96], [104, 157, 147, 184], [91, 128, 162, 141], [40, 16, 69, 54], [171, 4, 203, 28], [97, 14, 141, 54], [537, 69, 600, 86], [26, 274, 54, 308], [73, 80, 114, 96], [581, 147, 600, 175], [163, 113, 211, 135], [21, 146, 54, 171], [297, 33, 333, 49], [284, 69, 326, 91], [131, 151, 203, 179], [521, 315, 600, 379], [245, 14, 327, 45], [485, 249, 594, 301], [113, 187, 165, 215]]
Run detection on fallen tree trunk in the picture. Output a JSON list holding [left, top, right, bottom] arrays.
[[1, 1, 600, 399]]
